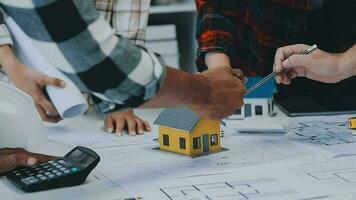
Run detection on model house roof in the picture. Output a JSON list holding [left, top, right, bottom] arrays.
[[245, 77, 275, 98], [154, 107, 200, 132]]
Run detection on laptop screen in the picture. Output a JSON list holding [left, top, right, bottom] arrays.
[[274, 76, 356, 116]]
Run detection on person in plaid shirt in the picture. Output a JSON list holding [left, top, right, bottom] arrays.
[[0, 0, 246, 123], [93, 0, 152, 136], [0, 0, 153, 136], [0, 0, 246, 173], [195, 0, 356, 77]]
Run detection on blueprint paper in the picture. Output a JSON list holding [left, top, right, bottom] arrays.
[[288, 157, 356, 195], [286, 115, 356, 158], [46, 114, 314, 186], [91, 134, 312, 186], [5, 18, 88, 118], [46, 114, 158, 149], [123, 164, 330, 200]]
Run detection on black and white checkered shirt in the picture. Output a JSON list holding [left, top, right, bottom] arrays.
[[0, 0, 166, 114]]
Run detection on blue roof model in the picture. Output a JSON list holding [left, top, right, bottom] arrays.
[[245, 77, 276, 98]]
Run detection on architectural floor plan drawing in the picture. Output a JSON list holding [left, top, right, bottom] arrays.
[[159, 178, 294, 200], [289, 121, 354, 145], [122, 166, 326, 200], [307, 168, 356, 184], [288, 157, 356, 193]]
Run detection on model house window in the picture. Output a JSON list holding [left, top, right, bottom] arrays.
[[255, 105, 263, 115], [193, 137, 201, 150], [163, 134, 169, 146], [211, 134, 218, 145], [179, 137, 186, 149]]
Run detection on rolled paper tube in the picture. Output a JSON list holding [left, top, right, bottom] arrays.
[[6, 18, 88, 118]]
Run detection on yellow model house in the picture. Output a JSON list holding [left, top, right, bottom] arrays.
[[154, 108, 223, 157]]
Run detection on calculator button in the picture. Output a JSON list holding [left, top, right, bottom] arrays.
[[58, 160, 66, 164], [21, 177, 39, 185], [55, 165, 62, 169], [52, 170, 59, 173], [43, 165, 51, 169], [64, 170, 70, 174], [55, 172, 63, 176], [59, 167, 67, 172], [47, 174, 55, 179], [36, 174, 44, 178], [48, 161, 54, 164], [27, 179, 39, 185], [40, 176, 48, 181], [44, 172, 51, 176], [70, 167, 80, 173]]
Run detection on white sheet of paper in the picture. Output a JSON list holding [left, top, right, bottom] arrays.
[[46, 114, 158, 149], [90, 133, 313, 186], [123, 164, 331, 200], [288, 156, 356, 195], [286, 114, 356, 158], [5, 18, 88, 118]]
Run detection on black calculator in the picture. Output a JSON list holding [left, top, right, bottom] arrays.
[[6, 146, 100, 192]]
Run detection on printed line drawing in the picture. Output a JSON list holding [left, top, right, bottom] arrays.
[[307, 168, 356, 183], [290, 121, 354, 145], [159, 177, 295, 200]]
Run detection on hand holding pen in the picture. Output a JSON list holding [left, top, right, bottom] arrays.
[[274, 44, 356, 85], [245, 44, 318, 95]]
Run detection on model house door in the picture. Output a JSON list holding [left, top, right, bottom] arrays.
[[203, 134, 209, 153], [245, 104, 252, 117]]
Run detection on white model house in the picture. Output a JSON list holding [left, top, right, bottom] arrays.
[[230, 77, 275, 120]]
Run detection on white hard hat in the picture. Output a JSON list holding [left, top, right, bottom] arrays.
[[0, 82, 47, 148]]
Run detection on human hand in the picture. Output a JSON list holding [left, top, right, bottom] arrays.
[[274, 44, 352, 84], [0, 148, 55, 174], [191, 66, 246, 120], [0, 45, 66, 123], [104, 110, 151, 136], [7, 64, 66, 123]]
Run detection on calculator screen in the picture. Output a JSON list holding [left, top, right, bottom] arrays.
[[67, 149, 96, 167]]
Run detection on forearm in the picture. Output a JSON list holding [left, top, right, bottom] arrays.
[[0, 45, 22, 76], [344, 44, 356, 77], [141, 67, 209, 109]]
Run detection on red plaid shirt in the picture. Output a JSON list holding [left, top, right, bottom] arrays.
[[195, 0, 318, 76]]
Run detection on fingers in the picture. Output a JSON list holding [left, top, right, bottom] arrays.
[[143, 120, 151, 132], [231, 69, 246, 82], [282, 54, 310, 69], [115, 117, 126, 136], [0, 153, 36, 174], [104, 111, 150, 136], [40, 75, 66, 88], [32, 90, 61, 123], [35, 105, 62, 123], [0, 149, 55, 174], [274, 44, 310, 83], [37, 97, 59, 117], [127, 116, 137, 136], [28, 152, 56, 163], [104, 116, 115, 133], [135, 118, 144, 135]]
